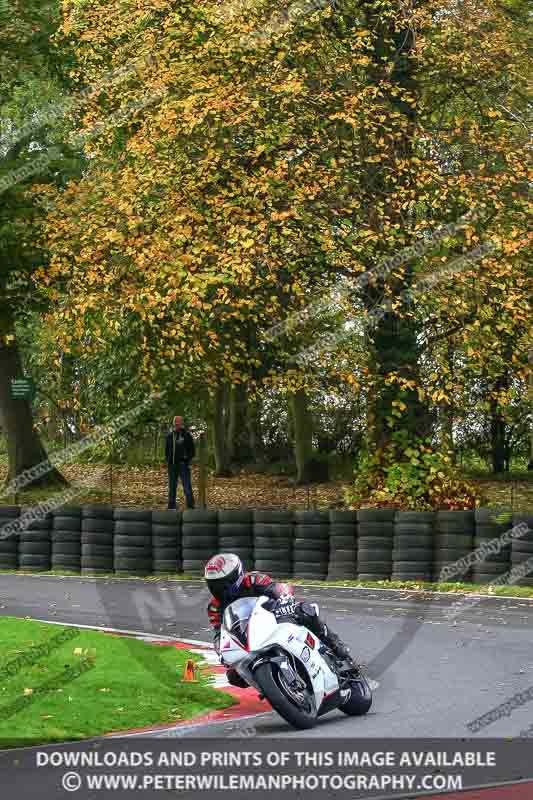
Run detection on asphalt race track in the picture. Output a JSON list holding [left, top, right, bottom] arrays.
[[1, 574, 533, 739]]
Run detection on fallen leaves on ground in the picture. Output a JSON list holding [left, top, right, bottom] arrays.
[[0, 462, 531, 511]]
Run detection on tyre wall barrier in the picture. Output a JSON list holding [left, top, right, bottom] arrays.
[[81, 505, 114, 575], [0, 505, 531, 585], [52, 505, 82, 572], [434, 511, 475, 582], [0, 506, 19, 569], [357, 508, 395, 581], [181, 509, 217, 576], [113, 508, 152, 576], [393, 511, 434, 582], [152, 510, 182, 574], [328, 510, 357, 580], [471, 507, 512, 584], [511, 513, 533, 587], [18, 506, 52, 572], [253, 510, 293, 578], [294, 511, 329, 581], [219, 510, 253, 571]]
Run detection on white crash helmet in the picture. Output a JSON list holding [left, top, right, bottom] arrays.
[[204, 553, 244, 600]]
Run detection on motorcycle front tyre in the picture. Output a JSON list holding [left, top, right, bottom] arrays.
[[253, 662, 317, 730]]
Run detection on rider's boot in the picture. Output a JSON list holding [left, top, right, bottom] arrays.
[[317, 624, 359, 672], [295, 602, 359, 672], [226, 667, 249, 689]]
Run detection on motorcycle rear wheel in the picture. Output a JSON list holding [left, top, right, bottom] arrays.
[[254, 662, 317, 730], [339, 673, 373, 716]]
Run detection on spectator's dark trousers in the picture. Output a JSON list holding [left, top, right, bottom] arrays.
[[168, 462, 194, 509], [166, 428, 195, 509]]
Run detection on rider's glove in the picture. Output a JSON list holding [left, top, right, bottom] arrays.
[[273, 594, 296, 619]]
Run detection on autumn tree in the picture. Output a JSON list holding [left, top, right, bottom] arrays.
[[39, 0, 531, 501], [0, 0, 78, 486]]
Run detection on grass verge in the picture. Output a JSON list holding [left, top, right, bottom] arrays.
[[1, 568, 533, 598], [288, 577, 533, 597], [0, 617, 235, 749]]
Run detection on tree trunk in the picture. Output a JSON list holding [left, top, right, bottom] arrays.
[[197, 431, 208, 508], [360, 3, 431, 452], [490, 406, 507, 474], [209, 382, 231, 476], [442, 341, 456, 463], [369, 312, 431, 449], [45, 405, 63, 443], [289, 388, 313, 484], [489, 368, 510, 474], [246, 394, 263, 462], [489, 342, 517, 475], [529, 347, 533, 469], [0, 309, 67, 491], [226, 382, 254, 466]]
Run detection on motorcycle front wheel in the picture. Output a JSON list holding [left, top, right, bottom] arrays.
[[254, 662, 317, 730]]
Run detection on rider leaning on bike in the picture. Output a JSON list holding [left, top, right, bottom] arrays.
[[204, 552, 356, 688]]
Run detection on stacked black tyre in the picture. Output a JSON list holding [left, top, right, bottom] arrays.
[[151, 511, 181, 574], [52, 505, 82, 572], [253, 510, 293, 577], [113, 508, 152, 576], [0, 506, 19, 570], [181, 510, 218, 575], [218, 511, 253, 571], [327, 511, 357, 580], [81, 506, 114, 575], [357, 509, 394, 580], [392, 512, 434, 582], [472, 508, 512, 584], [510, 513, 533, 587], [293, 511, 329, 580], [18, 508, 52, 572], [433, 511, 475, 582]]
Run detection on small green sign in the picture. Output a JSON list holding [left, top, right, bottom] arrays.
[[11, 378, 34, 400]]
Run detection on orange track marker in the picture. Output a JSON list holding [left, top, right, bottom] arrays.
[[181, 659, 198, 682]]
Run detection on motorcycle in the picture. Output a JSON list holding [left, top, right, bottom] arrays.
[[217, 595, 372, 730]]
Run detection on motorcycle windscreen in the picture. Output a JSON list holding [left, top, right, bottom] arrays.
[[223, 597, 258, 648], [247, 602, 278, 651]]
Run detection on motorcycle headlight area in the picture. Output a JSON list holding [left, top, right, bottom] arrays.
[[223, 598, 257, 647], [228, 619, 248, 647]]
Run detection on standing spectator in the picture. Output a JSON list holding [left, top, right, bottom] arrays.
[[166, 416, 195, 509]]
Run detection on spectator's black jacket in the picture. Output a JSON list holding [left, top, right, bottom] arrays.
[[165, 429, 195, 465]]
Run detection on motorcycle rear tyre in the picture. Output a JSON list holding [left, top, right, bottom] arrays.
[[339, 674, 373, 716]]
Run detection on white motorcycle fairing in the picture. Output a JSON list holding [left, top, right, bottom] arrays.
[[218, 596, 348, 713]]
